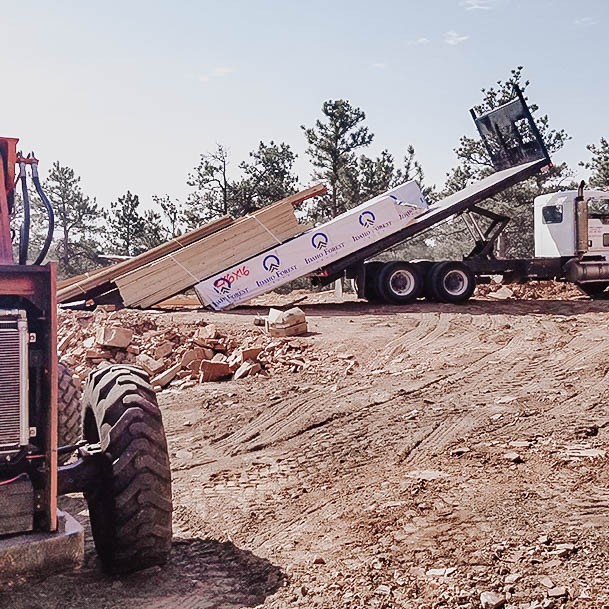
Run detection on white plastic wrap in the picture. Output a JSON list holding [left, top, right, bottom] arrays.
[[195, 180, 427, 310]]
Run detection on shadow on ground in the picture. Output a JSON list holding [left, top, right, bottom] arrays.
[[1, 502, 285, 609]]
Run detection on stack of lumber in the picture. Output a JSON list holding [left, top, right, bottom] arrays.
[[57, 184, 325, 308], [57, 216, 233, 304], [115, 197, 311, 308]]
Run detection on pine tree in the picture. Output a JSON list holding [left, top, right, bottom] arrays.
[[184, 144, 231, 227], [44, 162, 101, 277], [105, 191, 149, 256], [581, 138, 609, 188], [184, 141, 299, 228], [302, 100, 373, 222]]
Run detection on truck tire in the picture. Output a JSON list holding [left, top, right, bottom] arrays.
[[376, 261, 423, 304], [81, 365, 172, 575], [429, 261, 476, 304], [57, 362, 82, 465], [361, 261, 384, 302]]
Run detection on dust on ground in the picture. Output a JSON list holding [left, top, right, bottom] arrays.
[[3, 282, 609, 609]]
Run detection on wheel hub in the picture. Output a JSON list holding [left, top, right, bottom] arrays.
[[389, 270, 415, 296], [443, 270, 468, 296]]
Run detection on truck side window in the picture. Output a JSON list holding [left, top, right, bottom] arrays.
[[604, 234, 609, 247], [542, 204, 563, 224]]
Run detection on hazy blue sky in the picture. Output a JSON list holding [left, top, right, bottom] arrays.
[[0, 0, 606, 210]]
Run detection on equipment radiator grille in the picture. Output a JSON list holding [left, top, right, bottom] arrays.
[[0, 328, 23, 449]]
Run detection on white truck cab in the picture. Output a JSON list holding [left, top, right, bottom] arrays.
[[534, 189, 609, 258]]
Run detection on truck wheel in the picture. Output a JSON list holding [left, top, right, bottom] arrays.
[[429, 261, 476, 304], [376, 261, 423, 304], [578, 282, 609, 297], [57, 362, 82, 465], [81, 365, 172, 575], [362, 261, 384, 301]]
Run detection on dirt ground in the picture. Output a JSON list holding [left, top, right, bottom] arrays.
[[4, 286, 609, 608]]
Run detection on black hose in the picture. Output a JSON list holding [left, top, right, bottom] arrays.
[[18, 158, 30, 265], [31, 166, 54, 265]]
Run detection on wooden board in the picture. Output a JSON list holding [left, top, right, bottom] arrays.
[[57, 216, 233, 303], [58, 183, 326, 307], [115, 200, 311, 308]]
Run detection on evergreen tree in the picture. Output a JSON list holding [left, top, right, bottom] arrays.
[[581, 138, 609, 188], [302, 100, 373, 222], [184, 144, 231, 227], [152, 194, 184, 238], [232, 141, 298, 214], [184, 141, 298, 228], [105, 191, 149, 256], [44, 162, 101, 276]]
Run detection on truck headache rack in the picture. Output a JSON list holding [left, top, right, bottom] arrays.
[[472, 85, 551, 171]]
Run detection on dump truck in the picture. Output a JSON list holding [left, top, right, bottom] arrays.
[[195, 85, 608, 309]]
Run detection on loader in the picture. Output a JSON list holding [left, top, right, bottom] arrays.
[[0, 137, 172, 580]]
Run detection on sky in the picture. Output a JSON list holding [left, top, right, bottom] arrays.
[[0, 0, 607, 212]]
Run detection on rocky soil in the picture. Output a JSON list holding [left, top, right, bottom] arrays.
[[3, 282, 609, 609]]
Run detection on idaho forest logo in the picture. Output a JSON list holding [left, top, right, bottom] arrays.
[[311, 232, 329, 250], [263, 254, 280, 272], [213, 277, 231, 294], [359, 211, 376, 228]]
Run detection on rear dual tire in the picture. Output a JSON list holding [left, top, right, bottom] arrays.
[[427, 261, 476, 304], [361, 260, 475, 305], [376, 261, 424, 304]]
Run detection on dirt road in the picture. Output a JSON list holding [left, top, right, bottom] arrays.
[[4, 294, 609, 608]]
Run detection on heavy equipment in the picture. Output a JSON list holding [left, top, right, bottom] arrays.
[[0, 137, 172, 580]]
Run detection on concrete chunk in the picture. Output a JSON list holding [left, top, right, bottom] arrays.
[[268, 321, 308, 337], [154, 341, 174, 359], [199, 360, 231, 382], [96, 325, 133, 349], [240, 347, 262, 363], [233, 360, 262, 380], [194, 324, 218, 346], [151, 362, 182, 388], [135, 353, 165, 375]]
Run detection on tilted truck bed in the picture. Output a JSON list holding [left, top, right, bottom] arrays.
[[195, 84, 551, 310], [320, 157, 548, 279]]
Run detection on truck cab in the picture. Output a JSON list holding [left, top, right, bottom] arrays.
[[534, 189, 609, 258]]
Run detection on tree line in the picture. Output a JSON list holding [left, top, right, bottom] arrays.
[[22, 67, 609, 279]]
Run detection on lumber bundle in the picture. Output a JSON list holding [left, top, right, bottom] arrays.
[[115, 198, 311, 308], [57, 183, 325, 309], [58, 216, 233, 304]]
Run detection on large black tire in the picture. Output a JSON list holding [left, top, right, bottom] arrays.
[[81, 365, 172, 575], [376, 261, 423, 304], [57, 362, 82, 464], [428, 261, 476, 304]]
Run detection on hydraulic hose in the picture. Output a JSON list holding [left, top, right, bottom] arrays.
[[31, 156, 54, 265], [18, 156, 30, 265]]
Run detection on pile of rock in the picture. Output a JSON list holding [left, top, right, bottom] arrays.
[[57, 309, 316, 392], [58, 310, 268, 391], [476, 280, 582, 300]]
